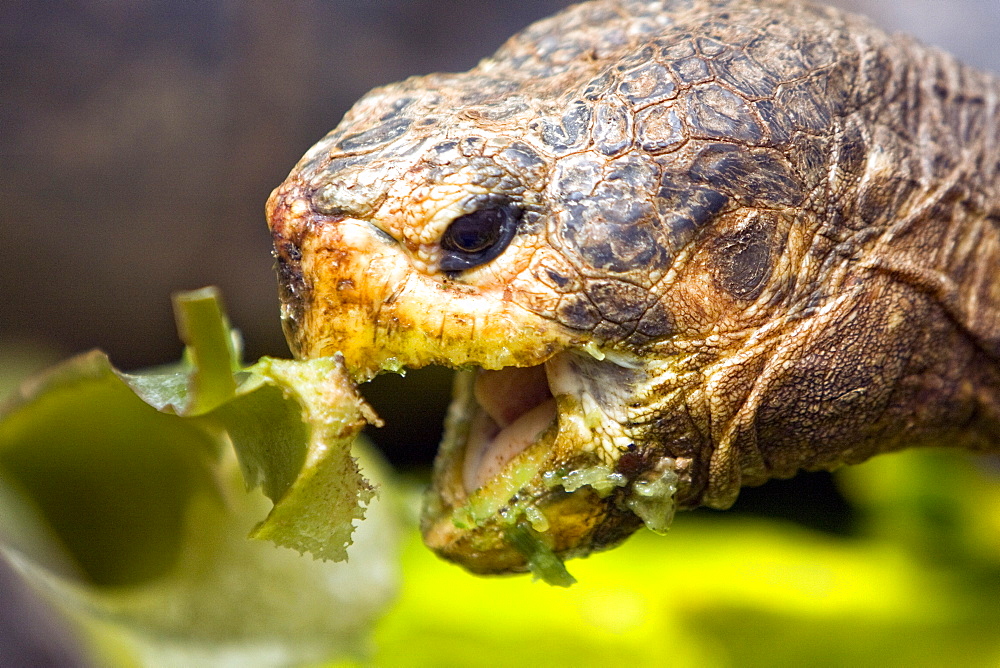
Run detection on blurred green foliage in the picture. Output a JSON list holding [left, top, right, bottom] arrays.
[[0, 289, 399, 666]]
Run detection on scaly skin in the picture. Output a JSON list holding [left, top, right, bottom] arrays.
[[267, 0, 1000, 575]]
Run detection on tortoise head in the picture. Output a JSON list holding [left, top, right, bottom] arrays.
[[267, 0, 1000, 578]]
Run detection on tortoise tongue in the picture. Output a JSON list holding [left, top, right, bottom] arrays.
[[462, 366, 557, 493]]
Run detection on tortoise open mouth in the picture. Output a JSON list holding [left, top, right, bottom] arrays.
[[418, 347, 685, 580], [461, 364, 558, 494]]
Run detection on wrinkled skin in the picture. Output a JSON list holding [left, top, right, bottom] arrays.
[[267, 0, 1000, 575]]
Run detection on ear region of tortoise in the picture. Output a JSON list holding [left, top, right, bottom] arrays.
[[709, 215, 777, 301], [267, 0, 1000, 580]]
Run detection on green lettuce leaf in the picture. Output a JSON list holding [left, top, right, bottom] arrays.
[[222, 356, 379, 561], [0, 287, 398, 666]]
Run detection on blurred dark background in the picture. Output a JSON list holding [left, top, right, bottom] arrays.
[[2, 0, 999, 481]]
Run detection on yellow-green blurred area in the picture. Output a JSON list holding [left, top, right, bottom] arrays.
[[376, 506, 1000, 666], [372, 451, 1000, 668]]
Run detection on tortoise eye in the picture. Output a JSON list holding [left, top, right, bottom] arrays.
[[439, 204, 520, 272]]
